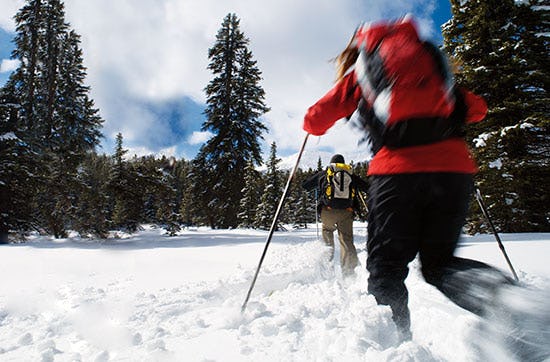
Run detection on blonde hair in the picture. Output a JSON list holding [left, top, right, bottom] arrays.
[[334, 33, 359, 82]]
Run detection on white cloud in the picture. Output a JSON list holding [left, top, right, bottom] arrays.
[[158, 145, 178, 157], [2, 0, 441, 160], [0, 0, 24, 32], [0, 58, 19, 73], [188, 131, 213, 145]]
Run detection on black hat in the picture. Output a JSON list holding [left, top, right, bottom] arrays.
[[330, 154, 345, 164]]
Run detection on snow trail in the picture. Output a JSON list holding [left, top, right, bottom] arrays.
[[0, 226, 548, 361]]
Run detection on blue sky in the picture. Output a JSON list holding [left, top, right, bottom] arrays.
[[0, 0, 452, 165], [0, 28, 15, 86]]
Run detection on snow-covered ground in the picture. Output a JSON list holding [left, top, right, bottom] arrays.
[[0, 224, 548, 361]]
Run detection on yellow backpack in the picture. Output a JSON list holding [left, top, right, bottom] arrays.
[[325, 163, 355, 209]]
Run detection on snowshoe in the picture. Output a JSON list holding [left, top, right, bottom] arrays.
[[470, 285, 550, 362]]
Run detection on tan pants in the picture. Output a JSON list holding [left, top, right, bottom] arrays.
[[320, 207, 358, 276]]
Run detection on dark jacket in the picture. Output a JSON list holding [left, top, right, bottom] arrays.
[[302, 167, 369, 214]]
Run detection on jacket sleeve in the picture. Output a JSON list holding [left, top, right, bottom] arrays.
[[302, 170, 324, 191], [460, 88, 487, 124], [303, 71, 363, 136]]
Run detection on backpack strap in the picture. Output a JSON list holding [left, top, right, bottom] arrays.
[[383, 87, 466, 148], [422, 41, 456, 104], [324, 164, 355, 209], [355, 45, 391, 107], [354, 39, 465, 153], [354, 86, 467, 151], [325, 166, 334, 198]]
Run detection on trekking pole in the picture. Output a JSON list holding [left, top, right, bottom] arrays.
[[357, 191, 369, 248], [241, 133, 310, 312], [358, 191, 368, 215], [315, 189, 319, 240], [474, 187, 519, 282]]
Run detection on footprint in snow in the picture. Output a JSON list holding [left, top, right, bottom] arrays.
[[147, 339, 166, 351], [132, 332, 143, 345], [18, 332, 33, 346], [38, 340, 61, 362], [94, 350, 109, 362]]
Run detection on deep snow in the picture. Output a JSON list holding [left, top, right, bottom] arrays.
[[0, 224, 548, 361]]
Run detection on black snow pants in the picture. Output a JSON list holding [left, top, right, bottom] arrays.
[[366, 173, 512, 336]]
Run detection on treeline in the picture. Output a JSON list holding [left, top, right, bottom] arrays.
[[72, 137, 368, 238]]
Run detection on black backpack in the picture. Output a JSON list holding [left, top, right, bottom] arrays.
[[351, 19, 466, 155]]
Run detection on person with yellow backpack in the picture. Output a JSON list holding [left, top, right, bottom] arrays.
[[303, 154, 368, 276]]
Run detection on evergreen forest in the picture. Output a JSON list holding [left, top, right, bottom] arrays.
[[0, 0, 548, 242]]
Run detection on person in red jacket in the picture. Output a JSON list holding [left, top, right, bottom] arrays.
[[303, 17, 514, 342]]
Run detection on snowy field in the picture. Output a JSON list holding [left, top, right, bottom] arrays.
[[0, 224, 549, 361]]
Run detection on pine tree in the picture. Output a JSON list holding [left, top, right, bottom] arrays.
[[294, 192, 313, 229], [316, 156, 323, 172], [2, 0, 48, 238], [193, 13, 269, 228], [56, 30, 103, 162], [513, 0, 549, 124], [175, 159, 195, 227], [255, 142, 282, 230], [238, 161, 261, 228], [5, 0, 103, 237], [443, 0, 549, 232], [507, 0, 550, 231], [154, 156, 181, 236], [11, 0, 43, 137], [136, 155, 163, 224], [109, 134, 142, 233], [286, 169, 314, 229], [0, 85, 36, 242], [74, 152, 111, 238], [187, 155, 217, 227]]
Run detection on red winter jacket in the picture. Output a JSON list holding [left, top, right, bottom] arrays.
[[303, 71, 487, 175]]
